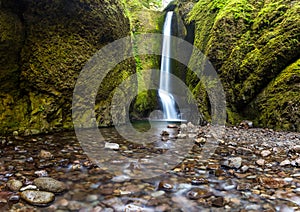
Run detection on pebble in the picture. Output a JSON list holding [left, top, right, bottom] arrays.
[[212, 196, 225, 207], [151, 190, 165, 198], [7, 179, 23, 191], [20, 190, 55, 206], [20, 185, 37, 191], [158, 181, 174, 191], [280, 159, 291, 166], [111, 175, 130, 182], [104, 142, 120, 150], [256, 159, 265, 166], [34, 177, 67, 193], [261, 150, 272, 157], [225, 157, 242, 169], [186, 188, 212, 199], [38, 150, 53, 159]]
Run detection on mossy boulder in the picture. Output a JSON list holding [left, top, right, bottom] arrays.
[[0, 0, 134, 134], [181, 0, 300, 131]]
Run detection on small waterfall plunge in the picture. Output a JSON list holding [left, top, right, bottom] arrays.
[[158, 11, 179, 120]]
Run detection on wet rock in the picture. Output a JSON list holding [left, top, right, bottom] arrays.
[[291, 145, 300, 153], [13, 131, 18, 136], [224, 157, 242, 169], [237, 183, 251, 191], [111, 175, 130, 183], [38, 150, 53, 159], [212, 196, 224, 207], [167, 124, 178, 128], [256, 159, 265, 166], [236, 147, 253, 155], [86, 194, 98, 202], [0, 191, 13, 204], [35, 170, 48, 177], [191, 177, 208, 185], [158, 181, 174, 191], [151, 190, 165, 197], [20, 185, 37, 191], [177, 134, 187, 139], [160, 131, 169, 136], [261, 150, 272, 157], [7, 179, 23, 191], [186, 188, 212, 199], [8, 194, 20, 203], [258, 177, 286, 189], [34, 177, 67, 193], [280, 159, 291, 166], [104, 142, 119, 150], [194, 137, 206, 144], [20, 190, 55, 206], [239, 120, 253, 129]]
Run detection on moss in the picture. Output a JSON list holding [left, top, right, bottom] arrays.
[[0, 0, 133, 134], [183, 0, 300, 130]]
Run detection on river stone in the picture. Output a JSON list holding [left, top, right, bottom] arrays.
[[34, 177, 67, 193], [20, 190, 55, 206], [225, 157, 242, 169], [7, 179, 23, 191], [261, 150, 272, 157]]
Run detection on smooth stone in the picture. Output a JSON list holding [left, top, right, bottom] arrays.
[[111, 175, 130, 183], [261, 150, 271, 157], [212, 196, 225, 207], [225, 157, 242, 169], [177, 134, 187, 139], [7, 179, 23, 191], [186, 188, 212, 200], [280, 159, 291, 166], [38, 150, 53, 159], [34, 170, 48, 177], [151, 190, 165, 197], [20, 185, 37, 191], [86, 194, 98, 202], [256, 159, 265, 166], [20, 190, 55, 206], [104, 142, 120, 150], [34, 177, 67, 193], [158, 181, 174, 191]]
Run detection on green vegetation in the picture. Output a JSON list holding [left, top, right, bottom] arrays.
[[185, 0, 300, 130]]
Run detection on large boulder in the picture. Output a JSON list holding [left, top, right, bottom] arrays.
[[0, 0, 134, 134]]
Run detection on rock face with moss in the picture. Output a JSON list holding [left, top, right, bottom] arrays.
[[0, 0, 133, 134], [179, 0, 299, 131]]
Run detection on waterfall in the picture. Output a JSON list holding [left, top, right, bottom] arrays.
[[158, 11, 178, 120]]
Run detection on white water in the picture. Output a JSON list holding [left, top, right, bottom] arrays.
[[159, 11, 178, 120]]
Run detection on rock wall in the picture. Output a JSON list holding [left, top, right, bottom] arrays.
[[178, 0, 300, 131], [0, 0, 134, 134]]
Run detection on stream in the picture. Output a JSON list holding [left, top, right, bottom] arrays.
[[1, 122, 300, 211]]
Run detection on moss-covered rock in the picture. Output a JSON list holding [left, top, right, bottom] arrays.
[[0, 0, 133, 134], [182, 0, 300, 131]]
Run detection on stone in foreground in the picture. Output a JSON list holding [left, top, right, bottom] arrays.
[[34, 177, 67, 193], [20, 190, 55, 206]]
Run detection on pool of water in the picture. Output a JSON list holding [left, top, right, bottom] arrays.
[[1, 122, 300, 211]]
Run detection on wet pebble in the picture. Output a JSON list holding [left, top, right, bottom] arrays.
[[7, 179, 23, 191], [256, 159, 265, 166], [104, 142, 120, 150], [224, 157, 242, 169], [34, 177, 67, 193], [38, 150, 53, 159], [20, 190, 55, 206], [280, 159, 291, 166], [158, 181, 174, 191], [211, 196, 225, 207], [186, 188, 212, 199], [261, 150, 272, 157], [20, 185, 37, 191]]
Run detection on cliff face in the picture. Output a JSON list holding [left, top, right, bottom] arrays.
[[179, 0, 300, 131], [0, 0, 134, 134]]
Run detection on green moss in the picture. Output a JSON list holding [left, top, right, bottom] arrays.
[[184, 0, 300, 130]]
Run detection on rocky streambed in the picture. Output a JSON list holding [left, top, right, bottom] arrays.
[[0, 122, 300, 211]]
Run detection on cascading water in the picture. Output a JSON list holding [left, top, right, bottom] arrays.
[[158, 11, 178, 120]]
